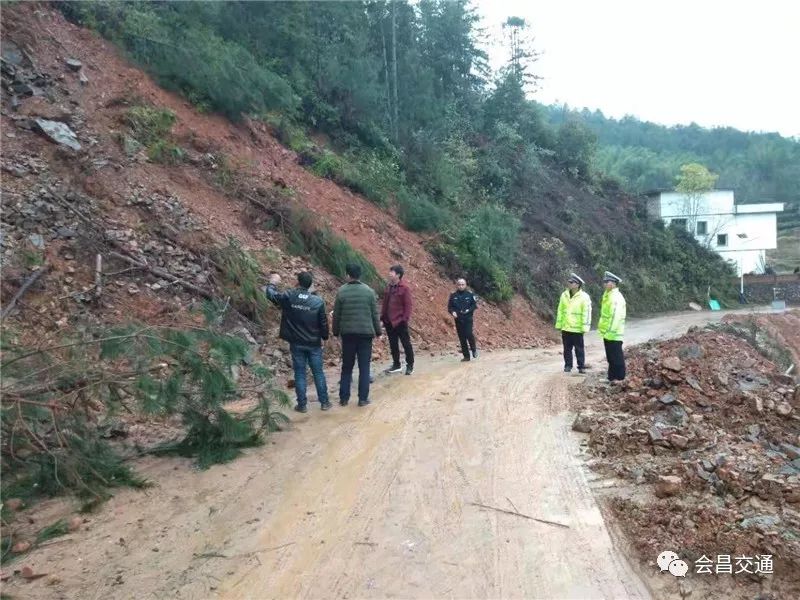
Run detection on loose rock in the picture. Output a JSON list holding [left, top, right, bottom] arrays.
[[33, 118, 81, 151], [654, 475, 682, 498], [572, 413, 593, 433]]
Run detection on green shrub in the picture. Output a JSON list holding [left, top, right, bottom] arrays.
[[340, 150, 402, 205], [425, 204, 519, 302], [263, 112, 314, 153], [124, 106, 176, 146], [458, 204, 520, 272], [397, 189, 451, 232], [212, 238, 271, 323], [213, 153, 238, 191], [36, 520, 70, 544], [264, 203, 382, 291], [310, 150, 345, 180], [429, 242, 513, 303], [123, 105, 185, 164], [460, 253, 513, 303], [306, 147, 401, 206], [147, 139, 185, 164], [554, 120, 598, 179]]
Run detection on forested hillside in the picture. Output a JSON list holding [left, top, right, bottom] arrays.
[[542, 105, 800, 233], [3, 5, 799, 594], [58, 0, 739, 312]]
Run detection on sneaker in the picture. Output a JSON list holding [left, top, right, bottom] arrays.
[[339, 399, 349, 407], [320, 401, 332, 411], [357, 399, 371, 407], [461, 357, 471, 362], [472, 349, 479, 359], [386, 364, 403, 374], [564, 366, 572, 373], [578, 368, 586, 374], [294, 404, 308, 413], [405, 366, 413, 376]]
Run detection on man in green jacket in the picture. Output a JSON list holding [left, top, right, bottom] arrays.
[[555, 273, 591, 373], [597, 271, 626, 381], [332, 263, 383, 407]]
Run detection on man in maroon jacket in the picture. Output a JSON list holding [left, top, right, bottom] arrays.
[[381, 265, 414, 375]]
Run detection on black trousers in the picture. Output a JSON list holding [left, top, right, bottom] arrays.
[[340, 335, 373, 402], [455, 318, 477, 358], [603, 339, 626, 381], [385, 321, 414, 368], [561, 331, 585, 369]]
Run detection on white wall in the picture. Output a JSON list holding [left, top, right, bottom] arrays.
[[657, 190, 735, 218], [651, 191, 781, 275], [717, 249, 766, 276]]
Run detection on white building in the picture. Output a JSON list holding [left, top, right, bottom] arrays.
[[645, 190, 784, 275]]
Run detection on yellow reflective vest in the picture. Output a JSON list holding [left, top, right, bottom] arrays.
[[598, 287, 626, 341], [555, 289, 592, 333]]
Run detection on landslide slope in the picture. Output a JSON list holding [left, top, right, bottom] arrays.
[[0, 4, 551, 352]]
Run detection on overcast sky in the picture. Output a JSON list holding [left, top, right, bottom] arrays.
[[476, 0, 800, 138]]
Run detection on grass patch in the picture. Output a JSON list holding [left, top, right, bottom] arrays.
[[123, 105, 184, 164], [124, 106, 176, 146]]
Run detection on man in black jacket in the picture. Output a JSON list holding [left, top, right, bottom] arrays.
[[447, 278, 479, 362], [264, 271, 330, 413]]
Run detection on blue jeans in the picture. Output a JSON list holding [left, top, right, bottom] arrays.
[[290, 343, 329, 408], [339, 335, 373, 403]]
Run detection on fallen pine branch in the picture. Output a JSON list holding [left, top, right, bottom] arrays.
[[469, 502, 570, 529]]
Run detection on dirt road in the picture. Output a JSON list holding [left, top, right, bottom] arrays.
[[217, 311, 743, 600], [220, 352, 647, 600], [9, 309, 769, 600]]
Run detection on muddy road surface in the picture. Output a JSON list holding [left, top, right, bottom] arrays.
[[10, 309, 770, 600]]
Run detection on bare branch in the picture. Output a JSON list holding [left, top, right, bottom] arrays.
[[1, 264, 50, 322]]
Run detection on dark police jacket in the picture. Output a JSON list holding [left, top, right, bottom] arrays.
[[447, 289, 478, 322], [264, 284, 329, 346]]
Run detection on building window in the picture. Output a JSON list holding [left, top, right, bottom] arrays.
[[717, 233, 728, 247], [696, 221, 708, 235], [671, 218, 687, 229]]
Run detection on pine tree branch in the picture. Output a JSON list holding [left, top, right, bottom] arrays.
[[1, 328, 155, 369]]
